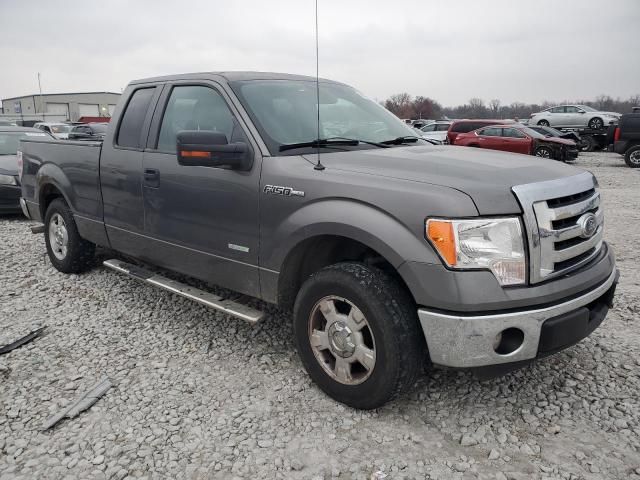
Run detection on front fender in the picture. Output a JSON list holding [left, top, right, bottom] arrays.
[[265, 198, 442, 271]]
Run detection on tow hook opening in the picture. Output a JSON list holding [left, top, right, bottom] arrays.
[[493, 328, 524, 355]]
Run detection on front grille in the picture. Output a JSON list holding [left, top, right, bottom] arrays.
[[512, 172, 604, 284]]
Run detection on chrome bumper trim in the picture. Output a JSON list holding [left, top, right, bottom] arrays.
[[418, 267, 617, 368]]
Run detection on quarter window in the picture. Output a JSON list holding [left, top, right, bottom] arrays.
[[116, 88, 155, 148], [157, 85, 239, 153]]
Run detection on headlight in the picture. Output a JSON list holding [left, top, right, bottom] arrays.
[[426, 217, 526, 286], [0, 174, 18, 186]]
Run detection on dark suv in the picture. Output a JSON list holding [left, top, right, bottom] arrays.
[[447, 119, 515, 144], [613, 113, 640, 167]]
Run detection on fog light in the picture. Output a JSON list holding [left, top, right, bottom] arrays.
[[493, 328, 524, 355]]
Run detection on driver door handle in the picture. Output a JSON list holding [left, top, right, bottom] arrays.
[[144, 168, 160, 188]]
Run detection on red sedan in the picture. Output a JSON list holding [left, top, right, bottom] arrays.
[[453, 124, 579, 161]]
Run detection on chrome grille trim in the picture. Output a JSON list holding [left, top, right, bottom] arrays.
[[512, 172, 603, 284]]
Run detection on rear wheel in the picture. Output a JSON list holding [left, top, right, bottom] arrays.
[[293, 262, 423, 409], [579, 136, 596, 152], [537, 119, 550, 127], [588, 117, 604, 130], [535, 146, 553, 159], [44, 198, 95, 273], [625, 145, 640, 168]]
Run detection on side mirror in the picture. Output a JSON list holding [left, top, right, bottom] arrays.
[[578, 110, 585, 114], [176, 131, 252, 170]]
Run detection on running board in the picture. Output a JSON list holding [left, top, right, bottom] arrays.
[[102, 259, 264, 324]]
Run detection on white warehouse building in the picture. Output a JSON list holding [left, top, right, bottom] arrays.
[[1, 91, 121, 123]]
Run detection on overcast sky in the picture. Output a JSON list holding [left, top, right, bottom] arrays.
[[1, 0, 638, 106]]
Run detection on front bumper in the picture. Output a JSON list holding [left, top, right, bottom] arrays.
[[0, 184, 22, 214], [418, 267, 618, 368]]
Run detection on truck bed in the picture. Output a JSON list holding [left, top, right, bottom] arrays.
[[20, 138, 104, 223]]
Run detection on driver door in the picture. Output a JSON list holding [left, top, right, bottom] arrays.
[[141, 82, 262, 297]]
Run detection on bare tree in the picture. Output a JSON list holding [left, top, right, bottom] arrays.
[[489, 99, 501, 118]]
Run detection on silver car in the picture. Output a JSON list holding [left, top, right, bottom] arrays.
[[419, 120, 451, 143], [529, 105, 620, 130]]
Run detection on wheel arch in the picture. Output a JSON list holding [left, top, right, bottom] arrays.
[[35, 163, 74, 220], [276, 233, 417, 312]]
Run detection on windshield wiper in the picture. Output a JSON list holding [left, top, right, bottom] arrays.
[[380, 135, 423, 145], [278, 137, 390, 152]]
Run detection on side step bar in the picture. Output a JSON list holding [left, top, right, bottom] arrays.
[[103, 259, 264, 324]]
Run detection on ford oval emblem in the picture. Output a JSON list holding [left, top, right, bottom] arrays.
[[577, 212, 598, 238]]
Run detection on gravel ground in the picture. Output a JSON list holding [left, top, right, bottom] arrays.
[[1, 151, 639, 480]]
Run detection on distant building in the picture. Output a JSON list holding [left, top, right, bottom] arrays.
[[1, 91, 121, 123]]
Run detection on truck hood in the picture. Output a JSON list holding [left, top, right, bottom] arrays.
[[305, 145, 583, 215], [0, 154, 18, 176]]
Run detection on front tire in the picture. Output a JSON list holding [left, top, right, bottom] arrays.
[[625, 145, 640, 168], [588, 117, 604, 130], [537, 119, 550, 127], [535, 146, 553, 158], [293, 262, 423, 409], [44, 198, 95, 273]]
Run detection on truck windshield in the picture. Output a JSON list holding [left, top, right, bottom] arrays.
[[231, 79, 420, 155]]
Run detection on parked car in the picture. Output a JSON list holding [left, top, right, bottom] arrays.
[[529, 105, 620, 130], [68, 123, 109, 141], [612, 113, 640, 167], [527, 125, 580, 143], [447, 119, 515, 144], [411, 119, 433, 130], [419, 121, 451, 143], [34, 122, 73, 139], [20, 71, 618, 409], [454, 124, 579, 161], [0, 127, 51, 213]]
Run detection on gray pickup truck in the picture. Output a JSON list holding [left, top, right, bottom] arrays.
[[19, 72, 618, 409]]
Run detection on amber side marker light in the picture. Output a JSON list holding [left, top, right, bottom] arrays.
[[426, 220, 457, 266], [181, 150, 211, 158]]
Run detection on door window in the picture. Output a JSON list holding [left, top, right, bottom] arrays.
[[157, 85, 239, 153], [421, 124, 436, 132], [502, 128, 526, 138], [478, 127, 502, 136], [550, 107, 564, 114], [117, 88, 156, 148], [565, 106, 579, 113]]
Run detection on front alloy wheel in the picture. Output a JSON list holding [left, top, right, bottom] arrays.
[[535, 146, 553, 158], [588, 117, 604, 130], [309, 296, 376, 385]]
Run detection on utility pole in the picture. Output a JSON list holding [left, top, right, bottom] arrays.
[[38, 72, 44, 121]]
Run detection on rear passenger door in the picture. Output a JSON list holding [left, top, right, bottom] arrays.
[[476, 127, 503, 150], [140, 82, 262, 298], [501, 127, 532, 154], [100, 85, 161, 255]]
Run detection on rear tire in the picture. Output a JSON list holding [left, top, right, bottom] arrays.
[[537, 120, 550, 127], [293, 262, 423, 409], [44, 198, 95, 273], [625, 145, 640, 168], [579, 136, 596, 152], [588, 117, 604, 130]]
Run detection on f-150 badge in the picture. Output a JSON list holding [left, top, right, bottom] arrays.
[[263, 185, 305, 197]]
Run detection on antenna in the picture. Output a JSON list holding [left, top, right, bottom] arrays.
[[313, 0, 325, 171]]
